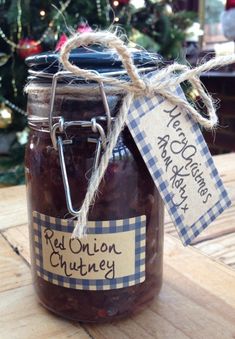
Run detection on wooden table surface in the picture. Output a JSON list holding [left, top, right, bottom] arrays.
[[0, 153, 235, 339]]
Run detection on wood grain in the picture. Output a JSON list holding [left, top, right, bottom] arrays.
[[195, 233, 235, 269], [165, 152, 235, 268], [0, 231, 89, 338], [0, 285, 89, 339], [0, 234, 31, 293], [0, 185, 27, 230], [3, 224, 30, 264], [164, 235, 235, 311]]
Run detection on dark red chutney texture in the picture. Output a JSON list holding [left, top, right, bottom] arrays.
[[25, 90, 164, 322]]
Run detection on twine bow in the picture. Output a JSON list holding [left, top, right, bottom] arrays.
[[59, 31, 235, 238]]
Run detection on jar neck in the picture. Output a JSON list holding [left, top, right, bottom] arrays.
[[27, 85, 122, 132]]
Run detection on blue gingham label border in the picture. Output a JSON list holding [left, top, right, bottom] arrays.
[[127, 85, 231, 245], [32, 211, 146, 290]]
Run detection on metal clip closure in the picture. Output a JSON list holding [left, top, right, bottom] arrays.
[[48, 70, 112, 144], [55, 117, 106, 217], [51, 117, 106, 150], [48, 70, 111, 217]]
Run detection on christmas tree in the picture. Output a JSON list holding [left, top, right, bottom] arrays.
[[0, 0, 195, 185]]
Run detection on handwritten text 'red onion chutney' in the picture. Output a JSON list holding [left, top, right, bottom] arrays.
[[44, 228, 122, 279], [157, 105, 212, 213]]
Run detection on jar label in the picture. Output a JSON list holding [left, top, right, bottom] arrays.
[[126, 84, 231, 245], [32, 211, 146, 290]]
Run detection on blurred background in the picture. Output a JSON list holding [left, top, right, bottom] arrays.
[[0, 0, 234, 186]]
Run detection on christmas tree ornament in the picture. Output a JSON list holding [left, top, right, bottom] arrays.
[[0, 103, 13, 128], [18, 38, 43, 59], [77, 23, 92, 34], [221, 0, 235, 40], [226, 0, 235, 9], [55, 33, 68, 52], [0, 52, 10, 66], [55, 25, 92, 51], [117, 0, 130, 4]]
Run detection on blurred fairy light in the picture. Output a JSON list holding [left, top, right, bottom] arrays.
[[0, 106, 11, 119], [130, 0, 145, 8], [114, 17, 120, 22], [165, 4, 172, 14], [113, 0, 119, 6], [40, 10, 46, 17]]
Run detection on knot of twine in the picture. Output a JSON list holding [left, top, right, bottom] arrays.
[[59, 31, 235, 238]]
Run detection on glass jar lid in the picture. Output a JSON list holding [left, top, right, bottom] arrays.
[[25, 45, 162, 74]]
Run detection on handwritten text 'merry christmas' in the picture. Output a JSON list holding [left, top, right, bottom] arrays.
[[127, 92, 230, 243], [132, 97, 221, 227], [157, 105, 212, 214]]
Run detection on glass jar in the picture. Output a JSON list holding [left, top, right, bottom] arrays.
[[25, 48, 164, 322]]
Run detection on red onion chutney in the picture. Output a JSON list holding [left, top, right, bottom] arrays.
[[25, 49, 164, 322]]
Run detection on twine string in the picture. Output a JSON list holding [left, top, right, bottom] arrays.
[[59, 31, 235, 238], [60, 31, 146, 91]]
